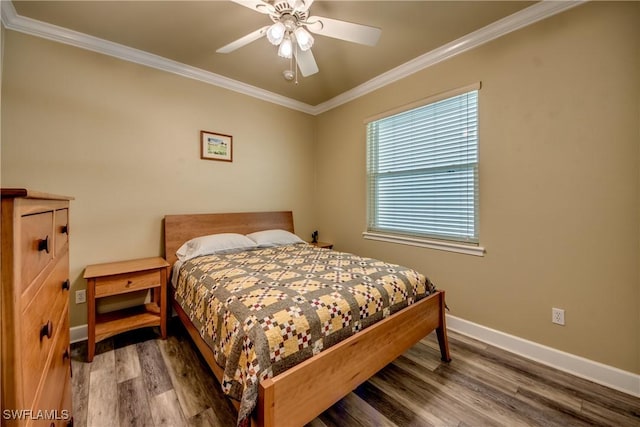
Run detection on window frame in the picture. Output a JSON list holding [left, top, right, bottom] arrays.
[[363, 83, 485, 256]]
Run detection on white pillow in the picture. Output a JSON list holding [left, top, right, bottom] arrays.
[[176, 233, 258, 261], [246, 229, 306, 247]]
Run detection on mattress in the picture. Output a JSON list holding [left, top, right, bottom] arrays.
[[173, 243, 436, 424]]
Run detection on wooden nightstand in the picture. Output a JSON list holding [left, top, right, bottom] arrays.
[[309, 241, 333, 249], [84, 256, 169, 362]]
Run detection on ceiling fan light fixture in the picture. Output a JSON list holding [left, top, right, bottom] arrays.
[[278, 36, 293, 58], [294, 27, 314, 51], [266, 22, 286, 45]]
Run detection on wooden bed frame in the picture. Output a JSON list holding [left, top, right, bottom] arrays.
[[163, 211, 451, 427]]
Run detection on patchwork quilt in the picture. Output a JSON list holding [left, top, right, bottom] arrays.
[[173, 243, 436, 425]]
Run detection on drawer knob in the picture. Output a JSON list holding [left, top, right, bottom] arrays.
[[61, 224, 69, 234], [37, 235, 50, 254], [126, 280, 133, 288], [40, 320, 53, 340], [62, 279, 71, 291]]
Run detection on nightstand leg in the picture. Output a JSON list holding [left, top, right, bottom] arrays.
[[160, 268, 167, 339], [87, 278, 96, 362]]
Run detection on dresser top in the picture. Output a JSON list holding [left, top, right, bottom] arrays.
[[1, 188, 74, 200]]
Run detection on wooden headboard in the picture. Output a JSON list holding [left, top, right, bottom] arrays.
[[163, 211, 294, 267]]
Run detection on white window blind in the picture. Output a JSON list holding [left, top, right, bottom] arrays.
[[366, 88, 479, 244]]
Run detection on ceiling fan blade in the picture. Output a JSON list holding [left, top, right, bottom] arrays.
[[306, 16, 381, 46], [216, 26, 269, 53], [295, 48, 319, 77], [292, 0, 314, 13], [230, 0, 276, 15]]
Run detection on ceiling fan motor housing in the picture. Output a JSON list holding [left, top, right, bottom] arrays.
[[270, 1, 310, 25]]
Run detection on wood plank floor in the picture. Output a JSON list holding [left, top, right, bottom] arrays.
[[71, 319, 640, 426]]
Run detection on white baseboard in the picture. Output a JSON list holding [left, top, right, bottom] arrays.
[[68, 315, 640, 397], [70, 324, 88, 344], [446, 314, 640, 398]]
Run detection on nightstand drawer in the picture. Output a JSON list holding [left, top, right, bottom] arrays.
[[95, 269, 161, 297]]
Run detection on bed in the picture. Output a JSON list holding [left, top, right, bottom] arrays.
[[163, 211, 450, 427]]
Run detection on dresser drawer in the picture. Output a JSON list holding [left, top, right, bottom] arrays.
[[95, 269, 161, 297], [60, 367, 73, 424], [34, 313, 71, 427], [21, 255, 70, 406], [21, 250, 71, 313], [21, 211, 54, 292], [54, 208, 69, 256]]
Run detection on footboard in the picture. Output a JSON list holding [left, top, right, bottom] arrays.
[[257, 290, 449, 427]]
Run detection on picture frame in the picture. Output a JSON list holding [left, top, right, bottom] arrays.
[[200, 130, 233, 162]]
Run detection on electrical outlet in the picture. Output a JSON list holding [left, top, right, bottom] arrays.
[[552, 307, 565, 325], [75, 289, 86, 304]]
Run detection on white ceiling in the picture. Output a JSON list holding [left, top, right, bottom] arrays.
[[2, 1, 582, 114]]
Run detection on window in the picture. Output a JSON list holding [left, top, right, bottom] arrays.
[[365, 84, 481, 254]]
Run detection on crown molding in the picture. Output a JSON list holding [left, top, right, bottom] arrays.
[[313, 0, 585, 114], [0, 0, 316, 114], [1, 0, 584, 116]]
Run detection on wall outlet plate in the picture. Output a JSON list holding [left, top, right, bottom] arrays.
[[552, 307, 565, 325], [75, 289, 86, 304]]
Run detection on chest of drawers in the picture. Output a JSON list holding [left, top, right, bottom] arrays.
[[1, 189, 73, 427]]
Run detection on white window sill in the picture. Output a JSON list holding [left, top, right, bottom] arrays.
[[362, 231, 485, 257]]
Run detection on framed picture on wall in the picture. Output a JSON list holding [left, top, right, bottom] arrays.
[[200, 130, 233, 162]]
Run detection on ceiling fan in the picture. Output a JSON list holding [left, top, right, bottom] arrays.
[[217, 0, 382, 80]]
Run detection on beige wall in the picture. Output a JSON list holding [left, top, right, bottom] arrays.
[[1, 31, 317, 327], [315, 2, 639, 373], [1, 2, 639, 375]]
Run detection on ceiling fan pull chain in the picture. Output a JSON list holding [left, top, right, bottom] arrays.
[[295, 44, 299, 84], [289, 50, 293, 71]]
